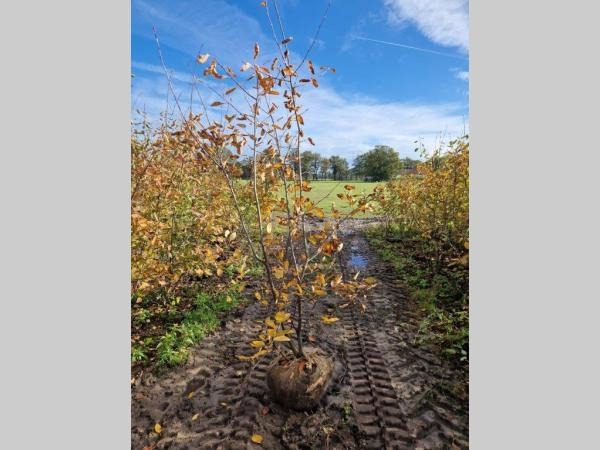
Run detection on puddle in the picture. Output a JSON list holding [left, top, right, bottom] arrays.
[[349, 246, 368, 268]]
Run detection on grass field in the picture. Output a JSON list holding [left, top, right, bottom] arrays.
[[238, 179, 382, 217], [301, 180, 381, 216]]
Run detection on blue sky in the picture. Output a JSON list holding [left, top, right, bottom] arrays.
[[132, 0, 469, 162]]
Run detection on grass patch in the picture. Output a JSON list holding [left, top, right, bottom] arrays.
[[365, 224, 468, 368], [131, 285, 244, 371]]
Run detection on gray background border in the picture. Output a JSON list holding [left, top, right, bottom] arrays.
[[1, 0, 131, 448], [1, 0, 599, 448], [470, 0, 600, 448]]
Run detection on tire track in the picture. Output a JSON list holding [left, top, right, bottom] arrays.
[[132, 218, 468, 449], [339, 221, 468, 449]]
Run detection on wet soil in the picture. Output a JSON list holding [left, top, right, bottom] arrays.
[[131, 218, 468, 449]]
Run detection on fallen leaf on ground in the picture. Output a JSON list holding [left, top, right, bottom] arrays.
[[154, 423, 162, 434], [251, 434, 263, 444], [321, 315, 339, 324]]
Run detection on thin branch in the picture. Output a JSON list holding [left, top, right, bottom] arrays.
[[153, 27, 185, 122]]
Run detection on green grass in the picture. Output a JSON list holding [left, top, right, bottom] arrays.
[[365, 224, 469, 368], [152, 287, 243, 368], [240, 179, 382, 217], [302, 180, 381, 216]]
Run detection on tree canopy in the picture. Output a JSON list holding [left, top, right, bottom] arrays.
[[353, 145, 402, 181]]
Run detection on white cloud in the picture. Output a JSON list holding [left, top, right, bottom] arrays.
[[383, 0, 469, 53], [456, 71, 469, 81], [132, 0, 272, 65], [132, 61, 194, 84], [131, 0, 468, 160], [300, 83, 468, 160], [132, 71, 468, 161]]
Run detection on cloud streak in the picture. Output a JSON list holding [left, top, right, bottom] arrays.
[[383, 0, 469, 53], [351, 36, 467, 60]]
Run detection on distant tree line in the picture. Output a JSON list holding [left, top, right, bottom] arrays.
[[236, 145, 421, 182]]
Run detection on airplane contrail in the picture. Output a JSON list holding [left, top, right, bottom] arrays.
[[352, 36, 468, 60]]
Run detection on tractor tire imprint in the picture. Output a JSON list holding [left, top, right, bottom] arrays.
[[131, 219, 468, 450]]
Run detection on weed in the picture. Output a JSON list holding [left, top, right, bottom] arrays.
[[155, 287, 242, 368], [131, 345, 148, 363]]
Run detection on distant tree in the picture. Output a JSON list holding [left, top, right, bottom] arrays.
[[353, 145, 402, 181], [400, 157, 421, 170], [320, 158, 331, 180], [237, 157, 253, 179], [301, 151, 322, 180], [329, 155, 349, 181]]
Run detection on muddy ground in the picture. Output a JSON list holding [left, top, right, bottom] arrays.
[[131, 219, 468, 449]]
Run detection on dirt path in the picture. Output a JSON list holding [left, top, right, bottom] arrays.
[[132, 219, 468, 450]]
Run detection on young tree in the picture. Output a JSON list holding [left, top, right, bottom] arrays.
[[187, 5, 377, 410]]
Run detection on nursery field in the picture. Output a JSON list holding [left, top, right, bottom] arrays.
[[131, 134, 469, 449], [130, 4, 469, 447]]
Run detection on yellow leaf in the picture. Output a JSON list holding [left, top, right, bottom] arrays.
[[154, 423, 162, 434], [187, 390, 195, 399], [265, 318, 276, 328], [250, 340, 265, 348], [217, 267, 223, 277], [364, 276, 377, 285], [321, 315, 339, 325], [274, 311, 290, 323], [252, 349, 267, 359], [254, 291, 262, 301], [273, 335, 290, 342], [251, 433, 263, 444], [313, 207, 324, 218], [191, 413, 199, 421], [266, 222, 272, 234]]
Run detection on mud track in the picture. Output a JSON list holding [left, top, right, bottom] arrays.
[[132, 219, 468, 450]]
